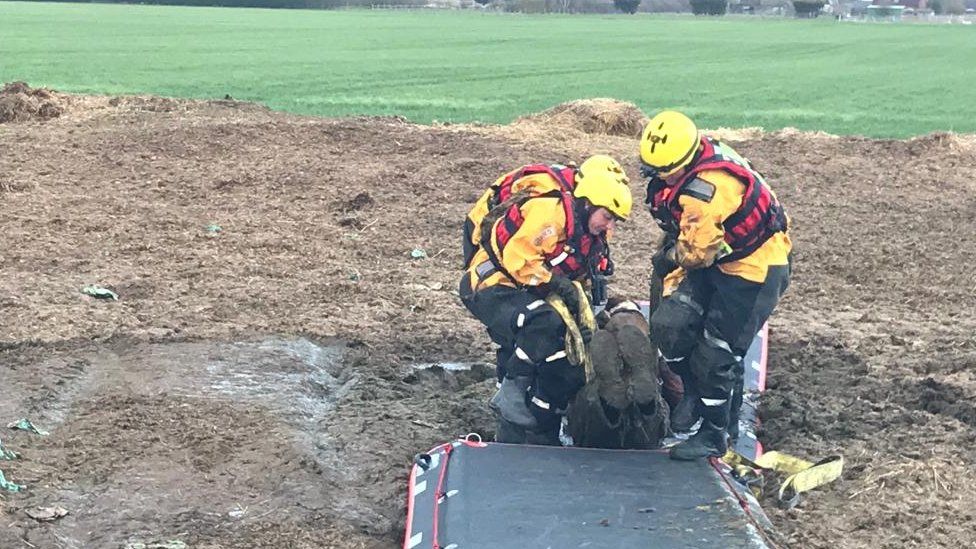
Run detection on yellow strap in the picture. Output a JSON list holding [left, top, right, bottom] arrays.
[[723, 450, 844, 508], [545, 281, 595, 378]]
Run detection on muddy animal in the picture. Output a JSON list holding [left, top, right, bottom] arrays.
[[567, 297, 670, 449]]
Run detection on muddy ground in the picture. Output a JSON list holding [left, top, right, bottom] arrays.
[[1, 87, 975, 549]]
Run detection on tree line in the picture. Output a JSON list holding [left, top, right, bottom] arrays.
[[26, 0, 925, 17]]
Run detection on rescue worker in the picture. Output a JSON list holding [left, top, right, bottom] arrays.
[[639, 111, 791, 460], [459, 155, 633, 445]]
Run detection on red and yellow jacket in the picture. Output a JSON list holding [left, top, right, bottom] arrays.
[[646, 136, 791, 290], [463, 165, 577, 269], [464, 190, 607, 292]]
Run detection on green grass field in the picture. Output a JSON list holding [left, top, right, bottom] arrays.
[[1, 1, 974, 137]]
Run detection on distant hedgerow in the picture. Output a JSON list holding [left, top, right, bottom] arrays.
[[689, 0, 727, 15]]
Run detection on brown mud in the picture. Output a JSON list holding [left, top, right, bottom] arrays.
[[0, 82, 65, 125], [1, 89, 975, 548]]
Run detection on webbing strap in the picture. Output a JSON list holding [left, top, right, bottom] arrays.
[[723, 450, 845, 509], [545, 281, 595, 377], [481, 230, 519, 287], [480, 189, 570, 288]]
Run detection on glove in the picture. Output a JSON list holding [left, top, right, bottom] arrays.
[[651, 243, 679, 277], [578, 324, 593, 346], [547, 275, 581, 317]]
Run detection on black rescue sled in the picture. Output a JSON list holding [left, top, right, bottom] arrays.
[[404, 321, 773, 549]]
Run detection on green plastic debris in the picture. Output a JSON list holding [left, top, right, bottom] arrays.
[[7, 418, 49, 436], [82, 285, 119, 300], [410, 248, 428, 259], [205, 223, 222, 234], [124, 541, 187, 549], [0, 469, 25, 493], [0, 438, 18, 460]]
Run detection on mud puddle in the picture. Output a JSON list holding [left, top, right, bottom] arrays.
[[0, 338, 380, 548], [2, 337, 352, 431], [407, 362, 495, 392]]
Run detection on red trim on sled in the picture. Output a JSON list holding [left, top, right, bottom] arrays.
[[403, 442, 453, 549], [403, 461, 418, 549], [708, 456, 781, 549], [430, 443, 454, 549]]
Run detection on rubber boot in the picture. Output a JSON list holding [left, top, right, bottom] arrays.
[[670, 398, 730, 461], [668, 420, 728, 460], [489, 376, 538, 430]]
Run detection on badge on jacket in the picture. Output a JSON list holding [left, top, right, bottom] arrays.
[[682, 178, 716, 203], [533, 225, 556, 246]]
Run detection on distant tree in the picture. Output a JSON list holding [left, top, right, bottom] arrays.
[[689, 0, 727, 13], [614, 0, 642, 12], [547, 0, 574, 11], [793, 0, 825, 16], [929, 0, 944, 12], [511, 0, 547, 11], [474, 0, 492, 4], [944, 0, 965, 13]]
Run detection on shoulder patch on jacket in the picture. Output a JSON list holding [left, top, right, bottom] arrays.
[[681, 178, 716, 203], [533, 225, 556, 246]]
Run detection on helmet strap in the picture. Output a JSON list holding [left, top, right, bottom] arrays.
[[575, 200, 593, 235]]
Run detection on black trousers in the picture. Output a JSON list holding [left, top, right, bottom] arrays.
[[649, 263, 790, 429], [459, 277, 585, 427]]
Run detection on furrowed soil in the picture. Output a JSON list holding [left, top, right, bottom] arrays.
[[1, 89, 975, 548]]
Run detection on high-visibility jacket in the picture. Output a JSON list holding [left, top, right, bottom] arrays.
[[647, 136, 792, 284], [464, 195, 607, 291], [463, 164, 577, 268]]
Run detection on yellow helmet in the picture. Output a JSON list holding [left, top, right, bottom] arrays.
[[574, 154, 633, 221], [639, 111, 699, 177]]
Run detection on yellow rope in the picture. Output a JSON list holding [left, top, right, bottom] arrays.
[[545, 281, 596, 379]]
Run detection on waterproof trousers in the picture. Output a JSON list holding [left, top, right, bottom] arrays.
[[459, 278, 585, 442], [649, 264, 790, 435]]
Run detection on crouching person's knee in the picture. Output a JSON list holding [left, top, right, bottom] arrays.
[[650, 292, 704, 363]]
